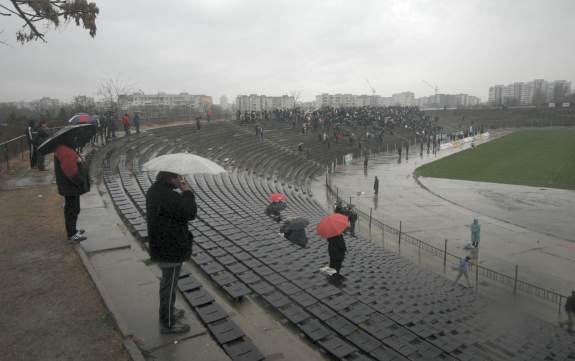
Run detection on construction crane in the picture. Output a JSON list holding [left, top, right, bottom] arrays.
[[365, 79, 376, 95], [422, 80, 439, 96]]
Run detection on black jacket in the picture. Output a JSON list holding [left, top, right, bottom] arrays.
[[566, 295, 575, 312], [146, 181, 197, 263], [327, 234, 347, 260], [34, 127, 51, 146]]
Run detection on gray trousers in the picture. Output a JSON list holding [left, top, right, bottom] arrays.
[[159, 263, 182, 328]]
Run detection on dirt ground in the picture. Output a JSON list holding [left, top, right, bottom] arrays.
[[0, 184, 129, 361]]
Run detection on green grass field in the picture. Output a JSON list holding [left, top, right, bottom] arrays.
[[416, 129, 575, 190]]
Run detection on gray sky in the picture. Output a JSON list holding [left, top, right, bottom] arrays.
[[1, 0, 574, 103]]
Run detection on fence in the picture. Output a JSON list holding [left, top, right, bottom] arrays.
[[325, 178, 567, 315], [0, 135, 28, 174]]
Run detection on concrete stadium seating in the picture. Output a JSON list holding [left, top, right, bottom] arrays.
[[92, 123, 575, 361]]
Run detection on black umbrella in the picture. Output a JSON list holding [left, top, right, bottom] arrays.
[[280, 217, 309, 232], [37, 124, 96, 155]]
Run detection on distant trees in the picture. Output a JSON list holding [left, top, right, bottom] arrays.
[[0, 0, 99, 44], [97, 76, 133, 114]]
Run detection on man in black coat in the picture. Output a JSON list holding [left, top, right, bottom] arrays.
[[146, 171, 197, 334]]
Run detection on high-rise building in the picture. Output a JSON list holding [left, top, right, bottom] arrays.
[[391, 92, 415, 106], [491, 79, 571, 105], [118, 92, 213, 111], [220, 95, 228, 109], [235, 94, 295, 112], [488, 85, 504, 105]]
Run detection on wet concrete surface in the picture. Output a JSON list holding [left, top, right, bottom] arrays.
[[76, 186, 217, 360], [313, 130, 575, 295]]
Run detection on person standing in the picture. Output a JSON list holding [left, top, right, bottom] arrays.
[[327, 234, 347, 284], [34, 121, 51, 171], [374, 176, 379, 195], [560, 291, 575, 332], [121, 113, 131, 136], [146, 171, 197, 334], [54, 140, 90, 243], [347, 205, 357, 237], [454, 256, 472, 288], [133, 112, 141, 134], [470, 218, 481, 248], [26, 120, 37, 169]]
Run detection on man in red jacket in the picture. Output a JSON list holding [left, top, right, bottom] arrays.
[[54, 140, 90, 242]]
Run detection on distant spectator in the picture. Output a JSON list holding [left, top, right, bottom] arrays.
[[121, 113, 131, 136], [374, 176, 379, 195], [133, 112, 141, 134], [26, 120, 37, 169], [470, 219, 481, 248], [54, 139, 90, 243], [34, 120, 51, 171], [454, 256, 472, 288], [346, 205, 358, 237], [560, 291, 575, 332]]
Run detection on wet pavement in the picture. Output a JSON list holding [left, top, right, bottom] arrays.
[[312, 130, 575, 296]]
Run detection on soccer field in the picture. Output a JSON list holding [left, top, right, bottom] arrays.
[[416, 129, 575, 190]]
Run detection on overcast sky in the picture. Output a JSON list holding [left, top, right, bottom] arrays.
[[1, 0, 574, 103]]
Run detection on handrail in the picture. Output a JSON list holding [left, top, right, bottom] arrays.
[[0, 134, 26, 147]]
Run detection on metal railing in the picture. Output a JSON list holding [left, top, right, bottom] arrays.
[[325, 179, 567, 315], [0, 135, 28, 174]]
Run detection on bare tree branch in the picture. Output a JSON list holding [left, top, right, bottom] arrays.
[[10, 0, 46, 42], [2, 0, 99, 44]]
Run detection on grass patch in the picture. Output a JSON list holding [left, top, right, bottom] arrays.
[[416, 129, 575, 190]]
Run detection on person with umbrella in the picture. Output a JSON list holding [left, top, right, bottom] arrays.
[[53, 136, 90, 242], [266, 193, 287, 222], [280, 217, 309, 247], [38, 124, 96, 243], [317, 213, 348, 285], [146, 171, 197, 334]]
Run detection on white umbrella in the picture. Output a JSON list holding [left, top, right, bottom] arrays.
[[141, 153, 226, 175]]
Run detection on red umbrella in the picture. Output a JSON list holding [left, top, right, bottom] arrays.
[[68, 113, 93, 124], [316, 213, 349, 238], [269, 193, 287, 203]]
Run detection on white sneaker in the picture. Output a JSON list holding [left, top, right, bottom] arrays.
[[68, 232, 87, 243]]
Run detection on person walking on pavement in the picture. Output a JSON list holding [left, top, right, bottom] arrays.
[[133, 112, 141, 134], [121, 113, 131, 136], [470, 218, 481, 248], [560, 291, 575, 332], [374, 176, 379, 195], [54, 139, 90, 243], [454, 256, 472, 288], [146, 171, 197, 334], [26, 120, 37, 169]]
